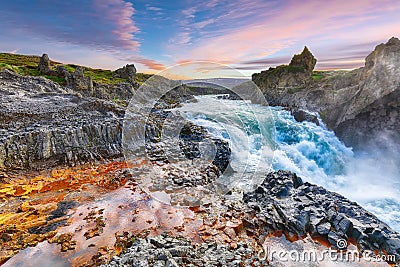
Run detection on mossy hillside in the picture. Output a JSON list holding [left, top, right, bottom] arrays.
[[0, 53, 152, 85]]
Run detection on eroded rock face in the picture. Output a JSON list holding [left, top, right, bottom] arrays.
[[252, 47, 317, 103], [244, 171, 400, 264], [0, 70, 124, 171]]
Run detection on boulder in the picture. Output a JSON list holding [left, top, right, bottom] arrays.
[[38, 54, 52, 74]]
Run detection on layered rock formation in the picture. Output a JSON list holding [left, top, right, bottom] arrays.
[[253, 37, 400, 151], [0, 69, 124, 172]]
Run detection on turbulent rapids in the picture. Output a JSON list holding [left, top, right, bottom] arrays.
[[178, 94, 400, 231]]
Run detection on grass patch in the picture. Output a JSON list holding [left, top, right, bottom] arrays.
[[0, 53, 152, 85], [312, 71, 325, 81]]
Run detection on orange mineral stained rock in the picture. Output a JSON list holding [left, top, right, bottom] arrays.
[[0, 160, 133, 265]]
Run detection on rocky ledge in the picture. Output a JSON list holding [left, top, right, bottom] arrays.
[[244, 171, 400, 263], [0, 69, 124, 172]]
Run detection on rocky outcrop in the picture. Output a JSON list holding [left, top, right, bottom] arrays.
[[65, 66, 94, 92], [0, 69, 124, 172], [114, 64, 137, 84], [38, 54, 52, 74], [253, 37, 400, 150], [244, 171, 400, 264], [252, 47, 317, 104], [289, 46, 317, 73]]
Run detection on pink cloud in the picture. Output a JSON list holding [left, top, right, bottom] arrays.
[[92, 0, 140, 50], [170, 0, 400, 70], [135, 58, 166, 71]]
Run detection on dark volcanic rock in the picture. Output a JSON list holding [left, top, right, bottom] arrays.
[[0, 69, 124, 171], [244, 170, 400, 263], [101, 235, 263, 267], [290, 109, 320, 125]]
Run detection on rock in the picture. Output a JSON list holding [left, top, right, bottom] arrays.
[[114, 64, 137, 84], [0, 69, 125, 171], [38, 54, 51, 74], [66, 66, 93, 92], [289, 46, 317, 74], [252, 47, 317, 103], [101, 235, 264, 267], [290, 109, 320, 125], [317, 222, 331, 235]]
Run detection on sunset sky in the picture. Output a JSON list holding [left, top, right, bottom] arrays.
[[1, 0, 400, 77]]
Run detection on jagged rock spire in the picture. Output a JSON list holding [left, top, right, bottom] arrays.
[[289, 46, 317, 73]]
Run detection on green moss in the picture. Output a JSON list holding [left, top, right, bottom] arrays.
[[44, 75, 66, 85], [135, 73, 153, 84]]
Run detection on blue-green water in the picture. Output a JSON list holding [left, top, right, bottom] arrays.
[[179, 95, 400, 232]]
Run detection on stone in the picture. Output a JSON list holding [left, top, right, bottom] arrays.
[[66, 66, 93, 92], [114, 64, 137, 84], [38, 53, 51, 74], [317, 222, 331, 235], [289, 46, 317, 73], [0, 69, 124, 171], [291, 109, 320, 125]]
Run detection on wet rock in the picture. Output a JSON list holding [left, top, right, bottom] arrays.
[[291, 109, 320, 125]]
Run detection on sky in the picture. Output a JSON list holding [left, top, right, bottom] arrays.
[[1, 0, 400, 78]]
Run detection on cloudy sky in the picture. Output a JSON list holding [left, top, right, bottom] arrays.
[[1, 0, 399, 77]]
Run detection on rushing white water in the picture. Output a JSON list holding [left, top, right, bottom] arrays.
[[178, 95, 400, 232]]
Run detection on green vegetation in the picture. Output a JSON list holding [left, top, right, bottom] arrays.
[[0, 53, 152, 85], [83, 68, 126, 84], [312, 71, 325, 81]]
